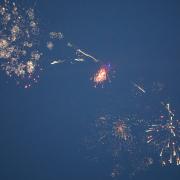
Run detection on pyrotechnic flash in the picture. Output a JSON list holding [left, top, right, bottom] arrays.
[[92, 64, 111, 87], [146, 103, 180, 166], [133, 82, 146, 93]]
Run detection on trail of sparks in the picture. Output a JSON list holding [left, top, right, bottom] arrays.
[[133, 82, 146, 93], [146, 103, 180, 166], [74, 58, 84, 62], [46, 33, 99, 64], [76, 49, 99, 63], [50, 60, 64, 65]]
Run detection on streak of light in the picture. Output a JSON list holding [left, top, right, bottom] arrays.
[[133, 83, 146, 93], [76, 49, 99, 63]]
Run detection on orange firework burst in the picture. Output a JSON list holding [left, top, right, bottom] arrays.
[[113, 120, 131, 141], [92, 64, 111, 87]]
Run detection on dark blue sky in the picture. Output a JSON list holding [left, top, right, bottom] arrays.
[[0, 0, 180, 179]]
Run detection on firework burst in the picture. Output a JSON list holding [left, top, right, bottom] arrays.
[[92, 64, 111, 87], [146, 103, 180, 166], [112, 119, 132, 141], [0, 0, 42, 87]]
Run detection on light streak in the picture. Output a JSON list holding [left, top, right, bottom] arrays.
[[133, 82, 146, 93], [50, 60, 64, 65], [76, 49, 99, 63]]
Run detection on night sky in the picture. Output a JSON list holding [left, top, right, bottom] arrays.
[[0, 0, 180, 179]]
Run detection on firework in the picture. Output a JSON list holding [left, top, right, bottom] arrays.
[[86, 114, 153, 178], [146, 103, 180, 166], [112, 119, 131, 141], [0, 0, 42, 87], [46, 31, 99, 65], [92, 64, 111, 87], [93, 115, 134, 150]]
